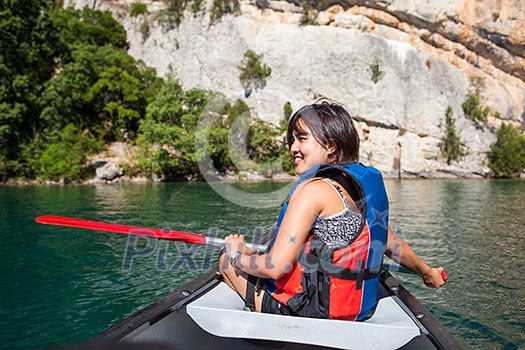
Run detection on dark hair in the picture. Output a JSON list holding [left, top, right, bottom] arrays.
[[287, 100, 360, 163]]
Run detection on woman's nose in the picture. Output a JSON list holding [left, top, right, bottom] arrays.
[[290, 139, 299, 153]]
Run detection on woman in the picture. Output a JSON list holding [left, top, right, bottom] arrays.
[[219, 100, 446, 320]]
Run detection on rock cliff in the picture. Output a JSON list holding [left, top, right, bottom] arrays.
[[66, 0, 524, 178]]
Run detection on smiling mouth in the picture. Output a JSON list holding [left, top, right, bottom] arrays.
[[293, 156, 303, 164]]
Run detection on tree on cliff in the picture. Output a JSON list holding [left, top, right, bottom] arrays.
[[238, 50, 272, 97], [489, 124, 525, 178], [439, 106, 467, 165]]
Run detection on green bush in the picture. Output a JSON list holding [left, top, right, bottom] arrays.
[[137, 85, 265, 180], [277, 101, 293, 133], [279, 144, 295, 174], [38, 124, 103, 181], [137, 119, 186, 179], [279, 102, 295, 174], [210, 98, 250, 173], [210, 0, 240, 24], [51, 7, 128, 49], [439, 106, 467, 165], [167, 0, 187, 28], [462, 77, 490, 126], [191, 0, 205, 14], [283, 102, 293, 121], [130, 2, 148, 17], [155, 0, 188, 29], [251, 119, 295, 176], [488, 123, 525, 178], [368, 58, 384, 84], [238, 50, 272, 96], [248, 120, 280, 163], [232, 107, 291, 177], [137, 80, 205, 179], [137, 84, 288, 180], [462, 93, 490, 123], [40, 45, 161, 142]]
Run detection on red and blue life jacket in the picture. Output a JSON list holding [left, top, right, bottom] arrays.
[[268, 162, 389, 321]]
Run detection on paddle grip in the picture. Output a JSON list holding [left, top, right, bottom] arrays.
[[441, 270, 448, 282]]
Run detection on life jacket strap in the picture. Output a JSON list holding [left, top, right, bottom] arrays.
[[298, 252, 382, 290]]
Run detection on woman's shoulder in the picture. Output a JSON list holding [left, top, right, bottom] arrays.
[[289, 177, 349, 217], [291, 178, 334, 201]]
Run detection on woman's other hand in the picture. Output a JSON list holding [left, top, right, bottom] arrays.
[[422, 267, 447, 288]]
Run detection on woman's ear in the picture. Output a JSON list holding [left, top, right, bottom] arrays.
[[326, 143, 336, 154], [326, 143, 337, 162]]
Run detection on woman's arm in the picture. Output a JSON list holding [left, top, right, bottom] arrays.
[[385, 226, 446, 288], [224, 181, 326, 280]]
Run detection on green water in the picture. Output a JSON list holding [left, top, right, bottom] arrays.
[[0, 180, 524, 349]]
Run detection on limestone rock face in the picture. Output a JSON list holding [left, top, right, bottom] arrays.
[[66, 0, 524, 178]]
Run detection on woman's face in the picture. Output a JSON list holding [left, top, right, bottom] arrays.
[[289, 119, 331, 175]]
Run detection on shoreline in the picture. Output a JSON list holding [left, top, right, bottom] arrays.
[[2, 173, 523, 186], [0, 173, 299, 186]]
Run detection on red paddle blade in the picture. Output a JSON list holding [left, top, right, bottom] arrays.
[[35, 215, 206, 245]]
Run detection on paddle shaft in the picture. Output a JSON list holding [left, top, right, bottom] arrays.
[[35, 216, 267, 251]]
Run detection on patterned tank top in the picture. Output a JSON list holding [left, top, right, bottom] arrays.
[[311, 178, 363, 249]]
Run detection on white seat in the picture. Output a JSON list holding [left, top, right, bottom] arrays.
[[186, 282, 421, 350]]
